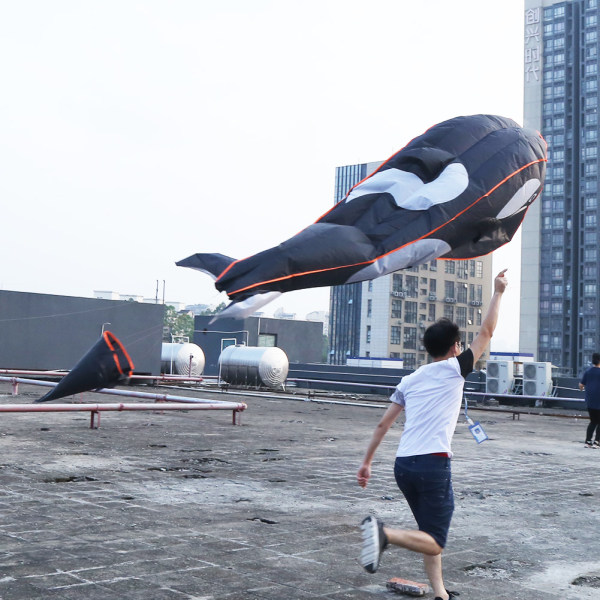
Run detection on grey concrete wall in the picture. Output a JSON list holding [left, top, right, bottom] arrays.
[[194, 315, 324, 376], [0, 291, 164, 374]]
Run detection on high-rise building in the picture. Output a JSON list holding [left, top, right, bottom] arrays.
[[329, 162, 493, 369], [521, 0, 599, 375]]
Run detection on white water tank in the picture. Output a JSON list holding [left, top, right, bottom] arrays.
[[218, 345, 289, 389], [161, 343, 205, 376]]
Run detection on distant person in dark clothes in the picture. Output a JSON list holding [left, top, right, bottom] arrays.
[[579, 352, 600, 448]]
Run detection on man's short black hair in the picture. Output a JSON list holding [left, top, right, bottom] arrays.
[[593, 353, 600, 366], [423, 318, 461, 358]]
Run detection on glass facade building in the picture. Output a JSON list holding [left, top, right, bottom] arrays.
[[522, 0, 600, 375], [328, 163, 368, 365]]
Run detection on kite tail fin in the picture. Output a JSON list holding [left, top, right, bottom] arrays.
[[176, 253, 236, 281]]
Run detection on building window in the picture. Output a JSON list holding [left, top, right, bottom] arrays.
[[391, 299, 402, 319], [428, 304, 436, 322], [585, 335, 596, 350], [406, 275, 418, 297], [391, 326, 401, 345], [392, 273, 403, 292], [456, 306, 467, 328], [476, 285, 483, 302], [444, 281, 455, 298], [403, 353, 416, 370], [457, 284, 468, 304], [367, 299, 372, 317], [366, 325, 371, 344], [469, 260, 476, 277], [368, 280, 373, 292], [403, 327, 417, 349], [444, 261, 456, 274], [258, 334, 277, 347], [429, 279, 437, 293], [444, 305, 454, 321], [405, 301, 418, 324], [476, 261, 483, 278]]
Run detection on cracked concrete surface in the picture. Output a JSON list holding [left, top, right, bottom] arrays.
[[0, 384, 598, 599]]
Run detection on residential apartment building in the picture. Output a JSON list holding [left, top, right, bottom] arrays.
[[329, 162, 493, 370], [521, 0, 600, 374]]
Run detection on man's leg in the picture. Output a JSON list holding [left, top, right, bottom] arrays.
[[383, 527, 442, 555], [423, 553, 449, 600], [375, 526, 449, 599]]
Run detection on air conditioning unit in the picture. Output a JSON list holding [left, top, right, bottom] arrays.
[[486, 360, 514, 395], [522, 362, 553, 397]]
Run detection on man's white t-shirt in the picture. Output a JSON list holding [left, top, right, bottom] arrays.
[[391, 349, 473, 458]]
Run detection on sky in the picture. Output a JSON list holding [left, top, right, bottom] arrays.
[[0, 0, 526, 351]]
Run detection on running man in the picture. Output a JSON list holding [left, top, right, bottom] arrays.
[[357, 269, 508, 600]]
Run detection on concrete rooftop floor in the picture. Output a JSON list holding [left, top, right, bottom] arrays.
[[0, 383, 599, 600]]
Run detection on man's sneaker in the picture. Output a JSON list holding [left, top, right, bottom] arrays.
[[594, 440, 600, 448], [434, 591, 460, 600], [360, 515, 388, 573], [585, 441, 594, 448]]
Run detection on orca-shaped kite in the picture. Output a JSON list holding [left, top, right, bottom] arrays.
[[178, 114, 546, 319]]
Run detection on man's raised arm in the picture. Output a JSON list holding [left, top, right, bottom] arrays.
[[469, 269, 508, 364]]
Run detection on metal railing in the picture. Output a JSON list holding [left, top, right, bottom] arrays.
[[0, 376, 246, 427]]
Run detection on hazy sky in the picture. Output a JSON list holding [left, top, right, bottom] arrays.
[[0, 0, 526, 350]]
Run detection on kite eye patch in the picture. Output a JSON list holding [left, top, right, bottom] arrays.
[[346, 163, 468, 212], [496, 178, 541, 219]]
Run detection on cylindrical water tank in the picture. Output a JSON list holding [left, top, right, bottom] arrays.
[[161, 343, 205, 376], [218, 345, 288, 389]]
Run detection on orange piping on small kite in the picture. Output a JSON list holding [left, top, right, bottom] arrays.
[[102, 331, 135, 375]]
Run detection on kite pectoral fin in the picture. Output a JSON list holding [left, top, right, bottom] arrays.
[[176, 253, 236, 281], [209, 292, 283, 323]]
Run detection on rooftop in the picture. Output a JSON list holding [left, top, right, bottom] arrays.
[[0, 383, 596, 599]]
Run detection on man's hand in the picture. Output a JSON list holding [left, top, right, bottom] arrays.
[[495, 269, 508, 294], [357, 463, 371, 488]]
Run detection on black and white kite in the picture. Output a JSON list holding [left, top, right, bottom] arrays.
[[178, 114, 546, 319]]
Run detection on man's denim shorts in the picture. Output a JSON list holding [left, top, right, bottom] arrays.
[[394, 454, 454, 549]]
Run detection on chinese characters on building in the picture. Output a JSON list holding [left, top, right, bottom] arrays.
[[525, 7, 541, 83]]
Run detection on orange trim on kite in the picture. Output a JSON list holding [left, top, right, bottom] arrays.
[[227, 157, 547, 297], [102, 331, 135, 375], [216, 262, 236, 282]]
